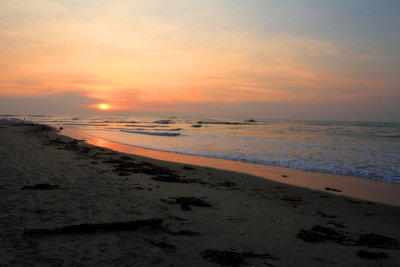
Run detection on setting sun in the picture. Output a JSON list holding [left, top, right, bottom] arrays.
[[98, 103, 110, 110]]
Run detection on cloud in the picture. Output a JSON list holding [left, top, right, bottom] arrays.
[[0, 1, 399, 120], [0, 92, 100, 115]]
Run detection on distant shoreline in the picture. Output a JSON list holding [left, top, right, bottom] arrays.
[[2, 115, 399, 184]]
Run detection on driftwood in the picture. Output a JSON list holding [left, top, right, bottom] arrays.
[[24, 218, 163, 234], [21, 184, 59, 190]]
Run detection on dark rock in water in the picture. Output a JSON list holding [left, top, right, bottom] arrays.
[[357, 233, 399, 249], [245, 119, 257, 122], [191, 124, 202, 128], [357, 250, 389, 260], [180, 202, 192, 211], [21, 184, 59, 190], [197, 121, 252, 125], [153, 120, 172, 124], [324, 187, 342, 192]]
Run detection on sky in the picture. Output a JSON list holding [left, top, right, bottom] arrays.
[[0, 0, 399, 121]]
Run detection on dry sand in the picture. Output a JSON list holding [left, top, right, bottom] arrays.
[[1, 121, 399, 266]]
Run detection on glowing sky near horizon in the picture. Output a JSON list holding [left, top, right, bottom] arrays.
[[0, 0, 399, 121]]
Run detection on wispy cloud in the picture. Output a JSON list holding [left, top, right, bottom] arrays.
[[0, 0, 399, 120]]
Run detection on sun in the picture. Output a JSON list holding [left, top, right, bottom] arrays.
[[98, 103, 110, 110]]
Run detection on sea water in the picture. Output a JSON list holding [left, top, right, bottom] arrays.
[[2, 115, 399, 184]]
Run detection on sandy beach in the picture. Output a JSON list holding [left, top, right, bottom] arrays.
[[1, 121, 400, 266]]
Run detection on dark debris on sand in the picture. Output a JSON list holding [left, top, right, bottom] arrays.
[[106, 159, 177, 176], [174, 229, 201, 236], [24, 218, 163, 234], [144, 239, 176, 249], [21, 184, 59, 190], [357, 250, 389, 260], [298, 225, 399, 252], [182, 165, 196, 170], [281, 196, 303, 203], [357, 233, 399, 249], [151, 174, 196, 183], [297, 225, 352, 245], [161, 197, 213, 207], [317, 210, 337, 219], [324, 187, 342, 192], [216, 181, 237, 187], [201, 249, 278, 266]]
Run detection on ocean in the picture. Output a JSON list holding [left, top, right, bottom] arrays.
[[2, 114, 399, 184]]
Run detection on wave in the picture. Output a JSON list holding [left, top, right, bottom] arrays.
[[104, 120, 138, 124], [125, 128, 181, 132], [125, 125, 168, 128], [81, 131, 400, 184], [197, 121, 253, 125], [120, 129, 180, 137]]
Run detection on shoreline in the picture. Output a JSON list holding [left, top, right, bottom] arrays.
[[1, 121, 400, 266], [63, 127, 400, 206]]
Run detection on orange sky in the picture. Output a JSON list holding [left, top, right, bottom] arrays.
[[0, 1, 399, 121]]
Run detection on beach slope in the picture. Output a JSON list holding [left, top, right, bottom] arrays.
[[1, 121, 399, 266]]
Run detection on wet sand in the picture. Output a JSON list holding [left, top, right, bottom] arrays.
[[1, 121, 400, 266]]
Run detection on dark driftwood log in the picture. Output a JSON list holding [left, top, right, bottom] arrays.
[[21, 184, 59, 190], [24, 218, 163, 234]]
